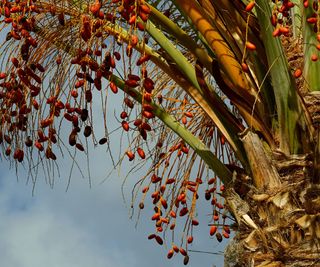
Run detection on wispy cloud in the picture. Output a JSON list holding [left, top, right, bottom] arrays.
[[0, 156, 225, 267]]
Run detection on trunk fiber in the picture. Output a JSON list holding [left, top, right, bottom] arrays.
[[224, 131, 320, 267]]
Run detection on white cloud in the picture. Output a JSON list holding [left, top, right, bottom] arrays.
[[0, 158, 225, 267], [0, 174, 137, 267]]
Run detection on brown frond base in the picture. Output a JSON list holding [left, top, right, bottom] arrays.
[[305, 92, 320, 127], [225, 133, 320, 267]]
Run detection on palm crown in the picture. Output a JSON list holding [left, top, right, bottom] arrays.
[[0, 0, 319, 266]]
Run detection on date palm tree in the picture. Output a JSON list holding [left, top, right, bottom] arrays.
[[0, 0, 319, 266]]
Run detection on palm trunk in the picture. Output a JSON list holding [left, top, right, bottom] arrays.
[[224, 132, 320, 267]]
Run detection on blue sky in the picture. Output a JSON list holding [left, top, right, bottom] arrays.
[[0, 154, 226, 267], [0, 21, 227, 267]]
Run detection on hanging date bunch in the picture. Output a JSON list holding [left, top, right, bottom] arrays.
[[134, 122, 234, 265], [0, 0, 238, 265], [0, 0, 155, 165]]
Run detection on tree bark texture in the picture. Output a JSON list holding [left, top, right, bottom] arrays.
[[224, 132, 320, 267]]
